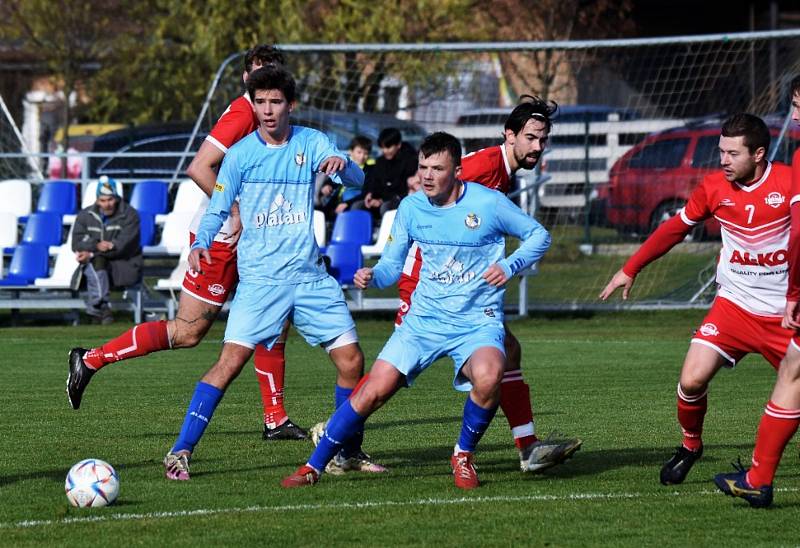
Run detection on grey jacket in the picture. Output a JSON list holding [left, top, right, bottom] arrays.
[[71, 200, 143, 287]]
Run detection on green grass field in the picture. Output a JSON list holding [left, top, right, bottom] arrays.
[[2, 310, 799, 546]]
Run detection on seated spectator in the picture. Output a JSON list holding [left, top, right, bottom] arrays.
[[71, 176, 142, 324], [351, 128, 417, 220], [318, 135, 374, 223]]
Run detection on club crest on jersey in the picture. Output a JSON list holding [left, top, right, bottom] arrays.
[[207, 283, 225, 297], [699, 323, 719, 337], [295, 152, 305, 166], [718, 198, 735, 207], [465, 213, 481, 229], [764, 192, 785, 208]]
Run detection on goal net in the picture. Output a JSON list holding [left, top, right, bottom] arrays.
[[192, 30, 800, 309]]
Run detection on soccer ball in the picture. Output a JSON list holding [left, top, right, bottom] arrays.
[[65, 459, 119, 508]]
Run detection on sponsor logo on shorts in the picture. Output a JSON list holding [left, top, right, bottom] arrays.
[[208, 283, 225, 297], [699, 322, 719, 337], [764, 192, 785, 208], [484, 307, 495, 318], [429, 257, 476, 285], [214, 182, 225, 192], [465, 213, 481, 229], [729, 249, 787, 267], [295, 152, 305, 166], [255, 193, 307, 227]]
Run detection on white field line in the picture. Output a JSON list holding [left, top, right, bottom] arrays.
[[3, 488, 799, 530]]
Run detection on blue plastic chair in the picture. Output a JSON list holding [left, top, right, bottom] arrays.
[[0, 244, 50, 286], [37, 180, 78, 215], [21, 212, 63, 247], [331, 210, 373, 246], [130, 180, 169, 215], [325, 242, 363, 285], [138, 212, 156, 247]]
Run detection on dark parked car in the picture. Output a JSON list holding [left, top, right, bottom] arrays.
[[89, 111, 427, 180], [601, 117, 800, 238]]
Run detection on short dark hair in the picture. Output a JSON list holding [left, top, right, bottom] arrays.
[[349, 135, 372, 151], [244, 44, 285, 73], [791, 75, 800, 99], [377, 127, 402, 148], [246, 66, 296, 103], [419, 132, 462, 167], [721, 113, 770, 155], [505, 94, 558, 134]]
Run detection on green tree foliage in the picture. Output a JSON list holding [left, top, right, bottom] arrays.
[[0, 0, 122, 151]]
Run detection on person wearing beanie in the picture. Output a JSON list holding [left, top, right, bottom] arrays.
[[71, 176, 142, 324]]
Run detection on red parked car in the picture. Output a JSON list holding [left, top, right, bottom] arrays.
[[603, 119, 800, 239]]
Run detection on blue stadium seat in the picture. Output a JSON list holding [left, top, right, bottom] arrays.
[[0, 243, 50, 286], [130, 180, 169, 215], [325, 242, 363, 285], [331, 210, 373, 246], [138, 212, 156, 247], [37, 180, 78, 215], [21, 212, 63, 247]]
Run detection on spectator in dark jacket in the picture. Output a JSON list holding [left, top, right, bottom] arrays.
[[71, 176, 142, 323], [351, 128, 417, 220]]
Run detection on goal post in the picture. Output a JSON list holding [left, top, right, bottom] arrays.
[[188, 30, 800, 310]]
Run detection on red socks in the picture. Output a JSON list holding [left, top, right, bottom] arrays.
[[499, 369, 537, 450], [83, 320, 171, 370], [254, 343, 288, 428], [746, 401, 800, 487], [676, 384, 707, 452]]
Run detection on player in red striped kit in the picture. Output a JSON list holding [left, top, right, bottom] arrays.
[[395, 97, 583, 472], [601, 113, 794, 489], [713, 79, 800, 508], [67, 45, 308, 441]]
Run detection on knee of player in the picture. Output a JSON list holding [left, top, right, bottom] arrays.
[[677, 373, 709, 396], [332, 346, 364, 376], [472, 363, 504, 392], [777, 356, 800, 383]]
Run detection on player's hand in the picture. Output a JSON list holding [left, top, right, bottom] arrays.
[[599, 269, 635, 300], [320, 156, 345, 175], [483, 264, 509, 287], [188, 247, 212, 275], [783, 299, 800, 329], [354, 267, 374, 289], [96, 240, 114, 252]]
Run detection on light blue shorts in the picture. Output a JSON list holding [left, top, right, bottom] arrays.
[[224, 276, 356, 350], [377, 314, 505, 391]]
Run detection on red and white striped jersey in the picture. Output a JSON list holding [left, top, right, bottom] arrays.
[[626, 162, 792, 316], [189, 94, 258, 241], [461, 145, 513, 194], [787, 149, 800, 300], [205, 94, 257, 153]]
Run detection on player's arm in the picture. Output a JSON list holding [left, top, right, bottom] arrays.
[[186, 141, 225, 197], [488, 194, 551, 287], [191, 152, 242, 257], [314, 134, 364, 190], [356, 204, 411, 289], [784, 154, 800, 328], [600, 182, 710, 300]]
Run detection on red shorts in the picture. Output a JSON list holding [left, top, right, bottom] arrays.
[[691, 297, 792, 369], [181, 234, 239, 306]]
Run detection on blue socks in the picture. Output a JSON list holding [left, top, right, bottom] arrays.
[[309, 400, 365, 472], [335, 384, 364, 458], [457, 396, 498, 453], [171, 381, 224, 454]]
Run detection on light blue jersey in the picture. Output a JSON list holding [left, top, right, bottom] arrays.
[[193, 126, 364, 284], [372, 182, 551, 326]]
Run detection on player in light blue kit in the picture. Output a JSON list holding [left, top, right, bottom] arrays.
[[163, 66, 385, 480], [283, 132, 552, 489]]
